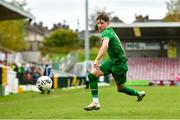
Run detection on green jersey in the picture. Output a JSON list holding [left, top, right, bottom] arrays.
[[101, 27, 127, 63]]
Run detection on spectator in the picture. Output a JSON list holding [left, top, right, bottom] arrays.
[[43, 61, 52, 94], [43, 61, 52, 77]]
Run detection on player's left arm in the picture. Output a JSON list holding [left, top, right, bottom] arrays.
[[94, 38, 109, 69]]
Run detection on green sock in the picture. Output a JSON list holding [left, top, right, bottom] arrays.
[[88, 73, 98, 98], [119, 86, 139, 96]]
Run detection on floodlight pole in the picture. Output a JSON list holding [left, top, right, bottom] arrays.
[[85, 0, 89, 60]]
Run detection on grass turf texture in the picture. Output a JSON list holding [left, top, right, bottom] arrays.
[[0, 86, 180, 119]]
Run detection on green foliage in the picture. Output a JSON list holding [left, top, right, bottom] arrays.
[[44, 28, 81, 48], [42, 29, 82, 61], [164, 0, 180, 21], [77, 48, 99, 62], [41, 46, 77, 62], [0, 86, 180, 119], [77, 47, 108, 62], [163, 14, 180, 21], [0, 20, 27, 51], [89, 35, 101, 48]]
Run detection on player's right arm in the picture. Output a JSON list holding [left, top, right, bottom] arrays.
[[94, 39, 109, 69]]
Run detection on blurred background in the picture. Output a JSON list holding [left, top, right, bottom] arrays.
[[0, 0, 180, 95]]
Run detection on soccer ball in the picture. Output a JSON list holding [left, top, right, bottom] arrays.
[[36, 76, 53, 92]]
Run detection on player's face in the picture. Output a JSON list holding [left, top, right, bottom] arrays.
[[97, 19, 109, 32]]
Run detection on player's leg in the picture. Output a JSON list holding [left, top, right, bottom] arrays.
[[113, 73, 145, 102], [112, 60, 146, 102], [118, 85, 145, 102], [84, 69, 103, 111], [89, 69, 102, 102], [84, 59, 111, 111]]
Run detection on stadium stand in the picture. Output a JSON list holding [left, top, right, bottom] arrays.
[[128, 57, 180, 85]]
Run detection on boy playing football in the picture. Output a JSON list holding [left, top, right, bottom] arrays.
[[84, 13, 145, 111]]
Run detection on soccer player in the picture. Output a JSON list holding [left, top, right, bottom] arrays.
[[84, 13, 145, 111]]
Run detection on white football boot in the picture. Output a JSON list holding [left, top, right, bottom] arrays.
[[84, 102, 100, 111], [137, 91, 146, 102]]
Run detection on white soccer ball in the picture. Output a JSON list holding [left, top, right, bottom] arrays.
[[36, 76, 53, 92]]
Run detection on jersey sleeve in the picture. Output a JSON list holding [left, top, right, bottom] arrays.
[[101, 29, 112, 41]]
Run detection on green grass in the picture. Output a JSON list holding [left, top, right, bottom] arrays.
[[0, 86, 180, 119]]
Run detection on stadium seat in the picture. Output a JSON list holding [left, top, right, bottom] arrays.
[[128, 57, 180, 85]]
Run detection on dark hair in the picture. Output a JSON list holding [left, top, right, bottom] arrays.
[[96, 13, 109, 22]]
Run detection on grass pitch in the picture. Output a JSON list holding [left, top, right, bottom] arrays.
[[0, 85, 180, 119]]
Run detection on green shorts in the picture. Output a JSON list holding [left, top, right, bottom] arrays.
[[99, 59, 128, 85]]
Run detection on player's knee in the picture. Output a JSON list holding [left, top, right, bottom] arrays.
[[88, 73, 98, 82], [94, 72, 100, 77], [90, 71, 98, 77], [118, 89, 123, 92], [117, 84, 125, 92], [91, 68, 103, 77]]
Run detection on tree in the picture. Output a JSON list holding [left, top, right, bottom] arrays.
[[0, 0, 28, 51], [0, 20, 27, 51], [89, 35, 101, 48], [44, 28, 81, 49], [164, 0, 180, 21], [166, 0, 176, 14]]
